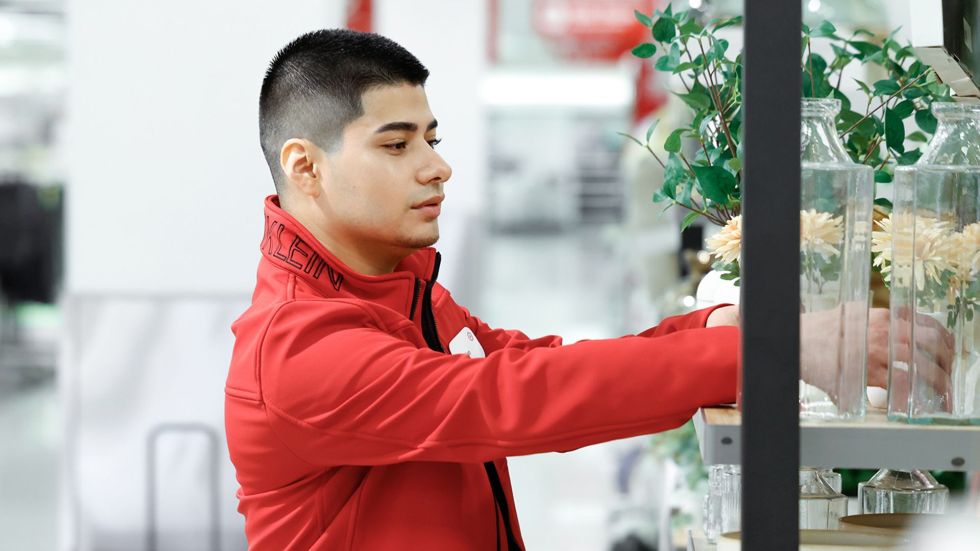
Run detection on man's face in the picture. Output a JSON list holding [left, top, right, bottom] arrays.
[[313, 83, 451, 262]]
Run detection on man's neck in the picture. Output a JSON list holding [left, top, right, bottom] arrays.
[[284, 206, 407, 276]]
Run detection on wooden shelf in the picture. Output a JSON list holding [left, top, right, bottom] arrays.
[[694, 406, 980, 471]]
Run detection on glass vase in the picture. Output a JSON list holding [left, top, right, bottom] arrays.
[[799, 467, 848, 529], [799, 98, 874, 420], [859, 468, 949, 514], [886, 102, 980, 424]]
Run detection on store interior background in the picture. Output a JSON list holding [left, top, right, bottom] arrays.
[[0, 0, 966, 550]]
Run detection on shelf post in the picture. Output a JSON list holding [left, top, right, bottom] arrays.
[[741, 0, 801, 549]]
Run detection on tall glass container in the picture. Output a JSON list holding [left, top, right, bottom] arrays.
[[799, 98, 874, 420], [886, 102, 980, 424], [859, 468, 949, 514]]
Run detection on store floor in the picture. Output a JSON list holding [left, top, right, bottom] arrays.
[[0, 376, 59, 551], [0, 223, 663, 551]]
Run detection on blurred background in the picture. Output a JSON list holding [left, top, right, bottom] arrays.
[[0, 0, 973, 550]]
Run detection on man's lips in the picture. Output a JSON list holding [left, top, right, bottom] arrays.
[[412, 195, 444, 209]]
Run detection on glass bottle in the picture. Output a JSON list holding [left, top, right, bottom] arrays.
[[887, 102, 980, 423], [799, 98, 874, 420], [799, 467, 849, 529], [859, 468, 949, 514]]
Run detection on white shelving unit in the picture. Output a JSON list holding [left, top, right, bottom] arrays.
[[694, 406, 980, 471]]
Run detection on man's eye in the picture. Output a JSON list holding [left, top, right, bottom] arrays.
[[428, 138, 442, 149], [384, 142, 408, 151]]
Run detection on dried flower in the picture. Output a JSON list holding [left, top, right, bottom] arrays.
[[872, 213, 957, 290], [950, 222, 980, 284], [707, 215, 741, 265], [800, 209, 844, 260]]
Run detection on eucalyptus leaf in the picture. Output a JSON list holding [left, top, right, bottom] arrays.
[[874, 170, 893, 183], [634, 10, 653, 27], [646, 119, 660, 144], [898, 149, 922, 165], [676, 89, 712, 111], [616, 131, 644, 147], [854, 78, 873, 95], [664, 128, 686, 153], [874, 79, 901, 95], [904, 87, 925, 99], [813, 20, 837, 38], [714, 15, 742, 30], [652, 16, 676, 42], [692, 165, 737, 205], [850, 41, 881, 59], [679, 18, 702, 35], [681, 211, 700, 230], [893, 99, 915, 118], [915, 108, 938, 133], [885, 107, 905, 153], [631, 43, 657, 58]]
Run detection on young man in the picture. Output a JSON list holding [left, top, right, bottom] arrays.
[[224, 29, 900, 550]]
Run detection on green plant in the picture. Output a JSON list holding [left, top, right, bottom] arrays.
[[623, 5, 952, 234]]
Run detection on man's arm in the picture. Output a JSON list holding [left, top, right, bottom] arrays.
[[459, 301, 738, 356], [259, 301, 739, 467]]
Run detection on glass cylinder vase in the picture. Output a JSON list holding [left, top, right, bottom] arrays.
[[799, 98, 874, 420], [886, 102, 980, 424]]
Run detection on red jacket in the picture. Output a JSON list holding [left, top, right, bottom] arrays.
[[225, 196, 739, 550]]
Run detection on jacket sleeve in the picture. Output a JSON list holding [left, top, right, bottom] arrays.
[[465, 304, 733, 355], [260, 300, 739, 467]]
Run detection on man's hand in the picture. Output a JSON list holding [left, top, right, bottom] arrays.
[[705, 305, 740, 328], [883, 307, 954, 411], [805, 306, 952, 408]]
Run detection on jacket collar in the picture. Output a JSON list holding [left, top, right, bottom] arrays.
[[259, 195, 438, 317]]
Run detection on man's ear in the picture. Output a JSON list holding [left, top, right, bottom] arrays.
[[280, 139, 324, 198]]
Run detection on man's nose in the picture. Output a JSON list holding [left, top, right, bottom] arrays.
[[419, 150, 452, 185]]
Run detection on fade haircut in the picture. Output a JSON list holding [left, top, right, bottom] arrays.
[[259, 29, 430, 194]]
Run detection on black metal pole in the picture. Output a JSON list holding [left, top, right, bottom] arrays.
[[741, 0, 801, 549]]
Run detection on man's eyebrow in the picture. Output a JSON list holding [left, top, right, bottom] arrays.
[[374, 119, 439, 134]]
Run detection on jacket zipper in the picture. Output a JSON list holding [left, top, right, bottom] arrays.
[[409, 279, 422, 321], [416, 253, 521, 551]]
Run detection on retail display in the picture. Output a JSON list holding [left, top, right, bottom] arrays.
[[884, 102, 980, 424], [858, 468, 948, 514], [799, 98, 875, 420], [702, 465, 850, 542]]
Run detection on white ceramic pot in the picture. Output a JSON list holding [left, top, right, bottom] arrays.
[[696, 268, 741, 309]]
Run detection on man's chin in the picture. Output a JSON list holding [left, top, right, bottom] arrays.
[[398, 232, 439, 250]]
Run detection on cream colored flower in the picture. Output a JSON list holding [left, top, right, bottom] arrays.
[[707, 215, 741, 265], [800, 209, 844, 260], [949, 222, 980, 285], [872, 213, 957, 290]]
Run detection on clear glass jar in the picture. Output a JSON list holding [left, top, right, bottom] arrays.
[[702, 465, 849, 539], [703, 464, 741, 543], [799, 98, 874, 420], [799, 467, 849, 529], [819, 468, 843, 493], [859, 468, 949, 514], [886, 102, 980, 423]]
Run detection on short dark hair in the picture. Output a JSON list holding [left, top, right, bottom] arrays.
[[259, 29, 429, 194]]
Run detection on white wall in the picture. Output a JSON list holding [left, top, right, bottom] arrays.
[[66, 0, 344, 296], [62, 3, 344, 549]]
